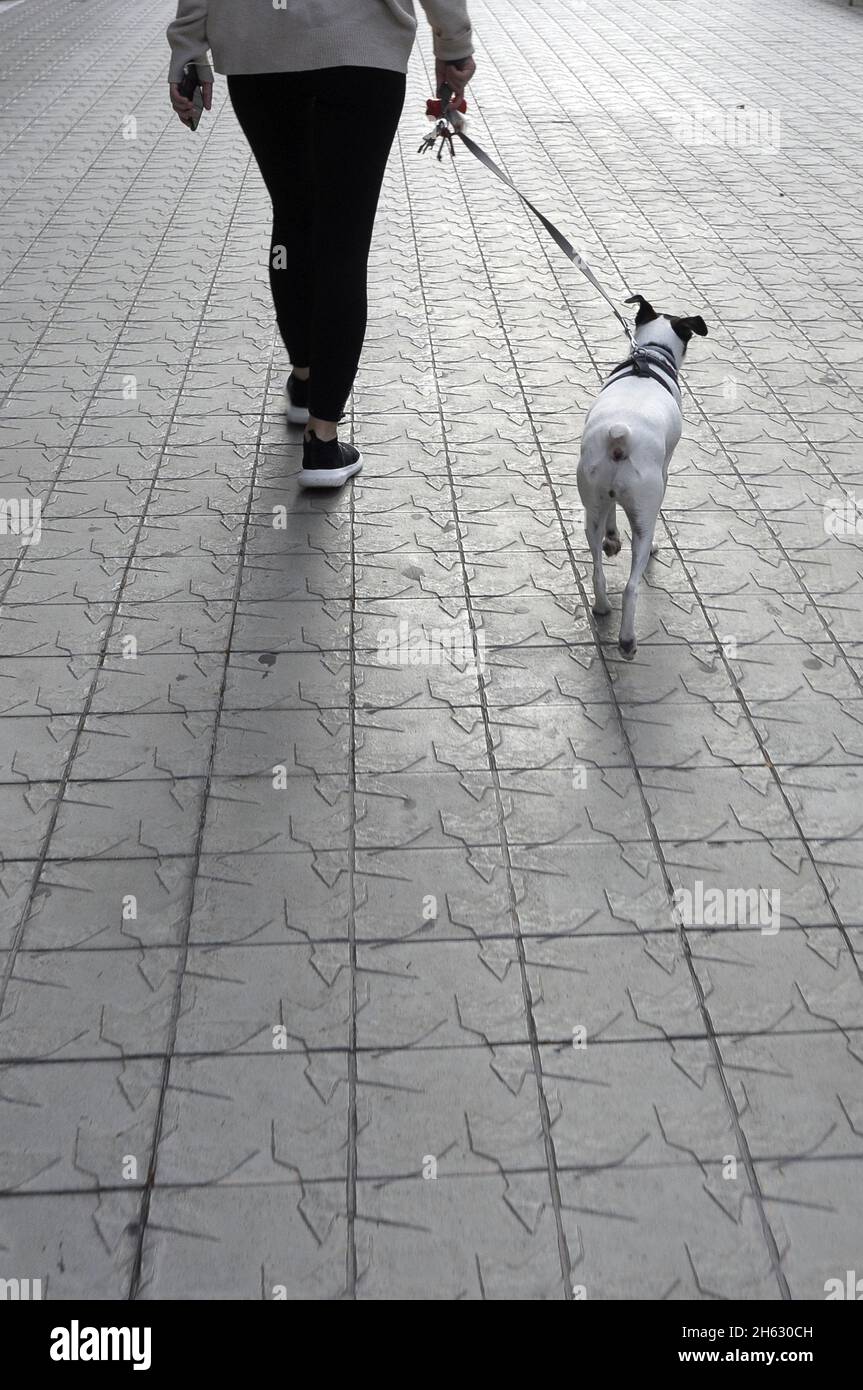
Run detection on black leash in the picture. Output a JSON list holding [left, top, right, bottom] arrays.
[[420, 83, 637, 349]]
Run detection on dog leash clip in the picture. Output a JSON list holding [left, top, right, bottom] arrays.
[[418, 83, 467, 160], [418, 119, 456, 161]]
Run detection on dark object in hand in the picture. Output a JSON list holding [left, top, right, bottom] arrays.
[[177, 63, 204, 131]]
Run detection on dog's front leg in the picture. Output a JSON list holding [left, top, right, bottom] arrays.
[[585, 508, 611, 617]]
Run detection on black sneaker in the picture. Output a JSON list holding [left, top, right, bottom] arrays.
[[284, 372, 310, 425], [300, 430, 363, 489]]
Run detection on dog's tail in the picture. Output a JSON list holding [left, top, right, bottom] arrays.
[[607, 424, 631, 463]]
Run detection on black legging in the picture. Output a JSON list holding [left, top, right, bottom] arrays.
[[228, 67, 406, 423]]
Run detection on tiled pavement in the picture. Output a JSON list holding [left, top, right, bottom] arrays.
[[1, 0, 863, 1301]]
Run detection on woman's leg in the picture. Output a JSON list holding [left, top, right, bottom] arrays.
[[306, 67, 406, 430], [227, 73, 314, 371]]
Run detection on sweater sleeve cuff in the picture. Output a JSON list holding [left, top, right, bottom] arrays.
[[168, 55, 214, 84], [432, 25, 474, 61]]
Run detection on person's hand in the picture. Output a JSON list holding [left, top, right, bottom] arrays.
[[435, 55, 476, 105], [169, 79, 213, 127]]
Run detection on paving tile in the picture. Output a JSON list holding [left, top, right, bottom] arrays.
[[355, 940, 529, 1050], [51, 778, 205, 859], [754, 1158, 863, 1300], [557, 1165, 780, 1299], [776, 766, 863, 839], [0, 1059, 162, 1192], [212, 708, 351, 778], [0, 783, 57, 858], [663, 839, 835, 929], [719, 1031, 863, 1161], [748, 697, 863, 767], [0, 715, 78, 782], [157, 1053, 349, 1186], [0, 1191, 141, 1299], [139, 1185, 347, 1299], [355, 1172, 566, 1299], [200, 775, 351, 855], [189, 851, 350, 944], [688, 928, 863, 1037], [808, 839, 863, 928], [540, 1037, 738, 1169], [173, 943, 352, 1056], [522, 933, 706, 1043], [357, 1044, 545, 1178], [16, 856, 193, 950], [644, 766, 800, 843], [1, 947, 181, 1061], [73, 711, 217, 781], [353, 845, 511, 941], [509, 842, 669, 935], [89, 656, 226, 716]]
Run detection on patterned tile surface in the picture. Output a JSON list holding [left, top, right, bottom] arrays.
[[1, 0, 862, 1299]]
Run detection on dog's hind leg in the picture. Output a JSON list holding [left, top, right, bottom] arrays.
[[585, 507, 611, 617], [602, 501, 621, 557], [619, 495, 661, 658]]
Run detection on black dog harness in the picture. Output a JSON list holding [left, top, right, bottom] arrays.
[[601, 342, 680, 400]]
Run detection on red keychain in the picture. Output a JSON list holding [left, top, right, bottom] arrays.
[[425, 96, 467, 120], [419, 85, 468, 161]]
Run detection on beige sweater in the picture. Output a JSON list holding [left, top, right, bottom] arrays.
[[167, 0, 474, 84]]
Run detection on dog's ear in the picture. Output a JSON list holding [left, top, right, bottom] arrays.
[[670, 314, 708, 341], [624, 293, 658, 327]]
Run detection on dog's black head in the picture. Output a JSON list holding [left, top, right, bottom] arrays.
[[625, 294, 708, 351]]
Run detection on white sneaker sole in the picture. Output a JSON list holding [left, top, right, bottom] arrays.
[[299, 452, 363, 489]]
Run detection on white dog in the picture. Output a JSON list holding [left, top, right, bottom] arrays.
[[577, 294, 707, 657]]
